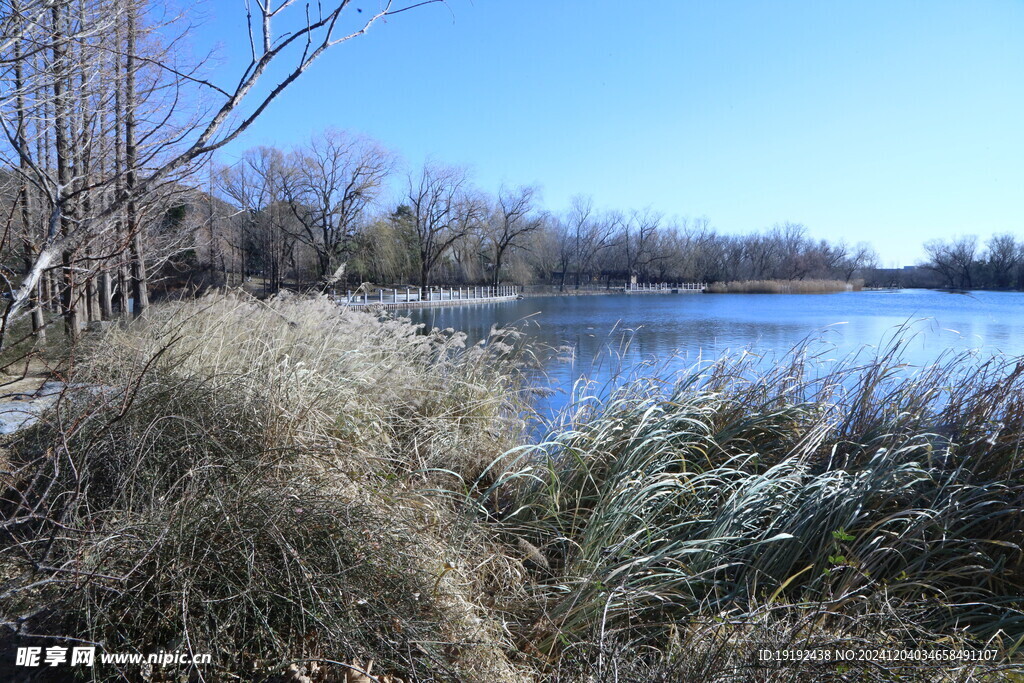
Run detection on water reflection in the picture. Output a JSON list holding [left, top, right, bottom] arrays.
[[402, 290, 1024, 419]]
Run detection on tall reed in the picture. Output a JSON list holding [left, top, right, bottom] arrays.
[[463, 336, 1024, 676], [706, 278, 861, 293], [0, 293, 533, 682]]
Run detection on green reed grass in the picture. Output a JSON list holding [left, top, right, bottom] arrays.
[[462, 336, 1024, 677]]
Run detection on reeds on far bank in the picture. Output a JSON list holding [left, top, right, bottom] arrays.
[[706, 278, 861, 293]]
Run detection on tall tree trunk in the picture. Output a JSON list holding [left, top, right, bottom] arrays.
[[86, 271, 101, 323], [113, 5, 128, 315], [13, 3, 45, 339], [207, 160, 219, 285], [43, 272, 54, 313], [100, 270, 113, 319], [492, 249, 505, 288], [97, 150, 114, 318], [52, 3, 80, 339], [130, 233, 148, 314], [118, 261, 131, 313], [77, 0, 99, 325], [36, 57, 56, 315], [125, 0, 148, 316]]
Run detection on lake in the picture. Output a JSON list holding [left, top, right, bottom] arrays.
[[402, 289, 1024, 421]]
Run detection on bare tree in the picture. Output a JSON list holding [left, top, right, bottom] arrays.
[[282, 129, 393, 289], [449, 215, 487, 283], [485, 184, 542, 286], [566, 196, 615, 289], [742, 231, 780, 280], [407, 162, 483, 288], [839, 241, 879, 282], [9, 0, 44, 337], [923, 236, 977, 289], [218, 146, 298, 294], [985, 233, 1021, 289], [624, 208, 669, 282], [772, 223, 812, 280], [551, 215, 573, 291], [944, 235, 978, 290]]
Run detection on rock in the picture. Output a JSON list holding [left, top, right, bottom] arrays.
[[0, 380, 63, 434]]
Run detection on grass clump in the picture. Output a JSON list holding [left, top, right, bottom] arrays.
[[0, 292, 532, 681], [464, 339, 1024, 678], [706, 278, 861, 293]]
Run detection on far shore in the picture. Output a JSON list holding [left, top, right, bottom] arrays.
[[518, 279, 860, 297]]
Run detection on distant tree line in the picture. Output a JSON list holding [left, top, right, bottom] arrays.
[[919, 234, 1024, 290], [201, 133, 883, 294]]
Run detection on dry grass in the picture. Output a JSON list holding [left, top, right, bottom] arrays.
[[2, 293, 1023, 681], [0, 292, 533, 682], [460, 336, 1024, 678], [706, 279, 862, 293]]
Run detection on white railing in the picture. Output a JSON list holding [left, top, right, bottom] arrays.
[[342, 285, 519, 306], [625, 282, 706, 292]]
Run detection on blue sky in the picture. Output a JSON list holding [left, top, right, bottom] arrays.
[[191, 1, 1024, 266]]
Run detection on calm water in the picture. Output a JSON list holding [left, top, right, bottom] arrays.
[[402, 290, 1024, 419]]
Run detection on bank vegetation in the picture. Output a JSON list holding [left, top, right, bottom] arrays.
[[1, 293, 1022, 681], [705, 278, 861, 294]]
